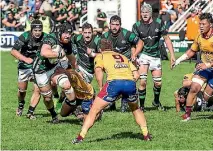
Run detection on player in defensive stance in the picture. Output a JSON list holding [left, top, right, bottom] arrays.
[[72, 39, 151, 144], [11, 20, 46, 119], [173, 13, 213, 121]]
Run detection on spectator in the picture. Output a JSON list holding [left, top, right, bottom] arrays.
[[185, 8, 200, 41], [52, 0, 62, 13], [179, 0, 190, 10], [56, 3, 67, 24], [25, 13, 34, 31], [15, 12, 27, 31], [39, 12, 54, 33], [22, 0, 32, 15], [68, 2, 81, 30], [96, 8, 107, 29], [177, 5, 185, 18], [2, 11, 17, 31], [34, 0, 42, 13], [159, 8, 171, 29], [39, 0, 52, 17], [164, 0, 174, 13]]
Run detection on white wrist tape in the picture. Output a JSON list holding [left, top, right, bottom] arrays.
[[175, 54, 188, 66]]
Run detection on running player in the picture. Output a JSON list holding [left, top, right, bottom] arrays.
[[11, 20, 46, 119], [132, 3, 176, 111], [72, 39, 151, 144], [173, 13, 213, 121], [33, 22, 76, 123]]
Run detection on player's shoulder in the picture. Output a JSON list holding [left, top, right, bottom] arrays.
[[20, 31, 31, 41], [102, 31, 109, 38]]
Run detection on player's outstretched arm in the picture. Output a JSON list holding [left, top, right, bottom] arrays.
[[173, 49, 195, 69]]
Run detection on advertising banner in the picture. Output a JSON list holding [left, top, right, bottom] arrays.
[[0, 32, 22, 51]]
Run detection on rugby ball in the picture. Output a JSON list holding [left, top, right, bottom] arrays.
[[48, 45, 63, 64]]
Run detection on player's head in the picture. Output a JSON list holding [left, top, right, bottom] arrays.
[[141, 3, 152, 22], [178, 87, 189, 104], [31, 19, 43, 39], [82, 23, 93, 43], [58, 22, 73, 44], [110, 15, 121, 35], [199, 13, 213, 35], [99, 38, 113, 52]]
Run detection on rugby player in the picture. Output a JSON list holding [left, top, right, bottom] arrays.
[[55, 68, 102, 121], [11, 20, 46, 119], [132, 3, 176, 111], [32, 23, 77, 123], [72, 39, 151, 144], [173, 13, 213, 121], [71, 23, 100, 83], [101, 15, 144, 112], [174, 73, 204, 112]]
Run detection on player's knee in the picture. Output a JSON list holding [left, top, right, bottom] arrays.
[[203, 91, 212, 101], [41, 90, 52, 101], [57, 74, 71, 89], [153, 76, 162, 87], [139, 74, 147, 87]]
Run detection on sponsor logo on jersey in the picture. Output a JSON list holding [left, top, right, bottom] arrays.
[[114, 63, 128, 68]]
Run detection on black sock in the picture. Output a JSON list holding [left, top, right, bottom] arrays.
[[18, 100, 25, 109], [59, 96, 66, 103], [153, 85, 161, 104], [54, 93, 59, 99], [48, 107, 57, 118], [27, 106, 35, 115], [138, 89, 146, 107]]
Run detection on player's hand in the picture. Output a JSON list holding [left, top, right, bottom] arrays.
[[170, 56, 176, 70], [87, 48, 92, 55], [24, 57, 33, 64], [58, 48, 66, 59]]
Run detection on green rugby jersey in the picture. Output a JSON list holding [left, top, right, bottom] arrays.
[[101, 28, 139, 59], [132, 18, 167, 58], [12, 31, 47, 69]]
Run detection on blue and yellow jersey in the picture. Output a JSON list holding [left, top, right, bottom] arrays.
[[94, 51, 137, 81], [67, 69, 94, 100], [191, 33, 213, 63]]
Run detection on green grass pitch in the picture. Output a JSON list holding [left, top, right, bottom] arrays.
[[1, 52, 213, 150]]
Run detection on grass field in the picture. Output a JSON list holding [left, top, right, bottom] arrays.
[[1, 52, 213, 150]]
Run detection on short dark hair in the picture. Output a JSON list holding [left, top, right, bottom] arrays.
[[82, 23, 93, 32], [99, 38, 113, 51], [110, 15, 121, 25], [178, 87, 190, 99], [199, 13, 213, 23]]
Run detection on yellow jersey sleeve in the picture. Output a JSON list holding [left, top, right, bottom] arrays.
[[94, 54, 104, 69], [129, 61, 137, 72], [190, 35, 200, 52]]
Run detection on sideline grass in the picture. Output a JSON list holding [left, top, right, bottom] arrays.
[[1, 52, 213, 150]]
